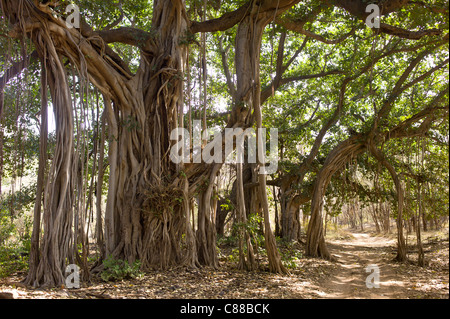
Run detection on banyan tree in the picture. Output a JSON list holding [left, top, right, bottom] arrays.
[[0, 0, 447, 287]]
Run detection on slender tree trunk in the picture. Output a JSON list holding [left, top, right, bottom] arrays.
[[273, 185, 281, 237], [416, 139, 425, 267], [359, 203, 364, 231], [371, 203, 381, 233], [0, 90, 3, 196], [232, 1, 288, 274], [306, 136, 365, 259], [95, 110, 107, 260], [236, 162, 257, 271], [416, 182, 425, 266], [24, 61, 48, 287], [368, 142, 407, 262], [422, 207, 428, 231], [196, 164, 220, 268]]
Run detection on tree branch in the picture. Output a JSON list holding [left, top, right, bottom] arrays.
[[96, 27, 152, 48], [277, 17, 356, 44], [376, 41, 448, 121], [261, 70, 345, 104], [387, 87, 449, 140], [322, 0, 444, 40], [218, 35, 237, 101], [379, 23, 443, 40], [190, 0, 301, 33], [190, 2, 252, 33], [102, 0, 124, 31], [282, 36, 308, 73], [327, 0, 409, 19]]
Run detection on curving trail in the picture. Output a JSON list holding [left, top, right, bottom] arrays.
[[318, 230, 409, 299]]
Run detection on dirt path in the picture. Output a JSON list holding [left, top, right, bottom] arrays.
[[317, 229, 448, 299]]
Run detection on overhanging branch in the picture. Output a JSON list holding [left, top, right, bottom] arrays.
[[379, 23, 443, 40]]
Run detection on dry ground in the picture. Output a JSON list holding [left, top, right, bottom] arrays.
[[1, 226, 448, 299], [317, 229, 448, 298]]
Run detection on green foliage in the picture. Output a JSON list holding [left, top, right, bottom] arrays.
[[227, 247, 240, 264], [281, 250, 303, 270], [0, 246, 29, 278], [0, 210, 15, 247], [0, 184, 36, 220], [219, 197, 234, 212], [224, 214, 267, 264], [0, 207, 31, 278], [100, 255, 143, 282], [0, 183, 34, 277], [276, 238, 303, 270], [234, 213, 265, 249]]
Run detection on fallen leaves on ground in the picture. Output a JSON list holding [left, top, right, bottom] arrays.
[[0, 230, 448, 299]]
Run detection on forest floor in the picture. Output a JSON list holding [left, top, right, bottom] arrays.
[[0, 225, 448, 299]]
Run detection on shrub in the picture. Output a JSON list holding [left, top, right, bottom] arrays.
[[100, 255, 143, 282], [0, 245, 29, 278], [0, 204, 31, 278]]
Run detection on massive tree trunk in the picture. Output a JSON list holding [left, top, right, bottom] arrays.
[[2, 0, 204, 285], [103, 0, 204, 270]]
